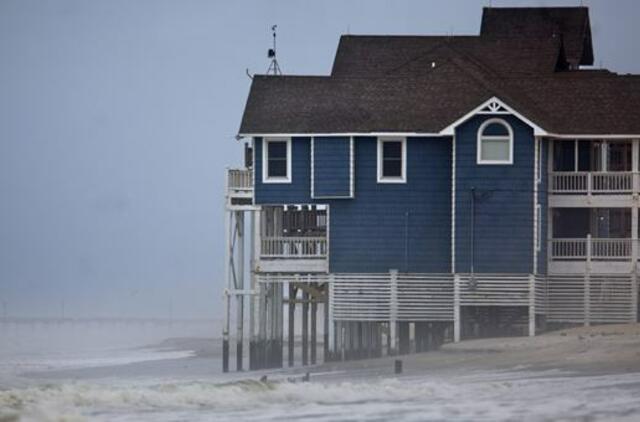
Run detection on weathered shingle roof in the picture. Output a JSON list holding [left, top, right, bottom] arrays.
[[240, 62, 496, 134], [331, 36, 564, 77], [480, 7, 593, 66], [239, 7, 640, 137]]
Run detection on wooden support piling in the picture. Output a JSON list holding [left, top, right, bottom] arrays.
[[236, 212, 244, 371], [288, 283, 295, 367], [311, 291, 317, 365], [323, 284, 329, 361], [302, 290, 309, 365]]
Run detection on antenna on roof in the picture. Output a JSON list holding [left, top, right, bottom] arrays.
[[267, 25, 282, 75]]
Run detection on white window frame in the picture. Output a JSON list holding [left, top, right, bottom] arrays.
[[262, 137, 292, 183], [476, 118, 514, 165], [377, 137, 407, 183]]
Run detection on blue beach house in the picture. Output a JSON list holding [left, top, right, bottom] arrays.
[[222, 6, 640, 371]]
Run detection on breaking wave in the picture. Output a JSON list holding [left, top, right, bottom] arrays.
[[3, 372, 640, 422]]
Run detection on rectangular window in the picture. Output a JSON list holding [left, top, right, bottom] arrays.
[[262, 138, 291, 183], [377, 138, 406, 183]]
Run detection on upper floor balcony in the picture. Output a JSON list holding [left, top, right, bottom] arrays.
[[548, 139, 639, 205], [550, 171, 638, 195], [226, 167, 253, 207], [256, 205, 329, 273]]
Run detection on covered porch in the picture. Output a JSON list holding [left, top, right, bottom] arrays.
[[549, 207, 640, 273], [256, 204, 329, 273], [549, 139, 640, 196]]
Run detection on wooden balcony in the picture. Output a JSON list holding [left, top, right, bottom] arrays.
[[550, 171, 638, 194], [549, 237, 637, 273], [549, 171, 638, 207], [257, 235, 328, 273], [226, 168, 253, 207]]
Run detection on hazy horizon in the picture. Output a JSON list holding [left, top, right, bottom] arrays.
[[2, 0, 639, 319]]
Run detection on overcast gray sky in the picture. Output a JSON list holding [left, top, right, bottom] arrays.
[[1, 0, 639, 319]]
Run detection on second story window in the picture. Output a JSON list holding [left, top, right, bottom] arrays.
[[377, 138, 407, 183], [477, 118, 514, 165], [263, 137, 291, 183]]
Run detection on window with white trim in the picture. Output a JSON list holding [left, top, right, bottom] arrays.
[[262, 138, 291, 183], [477, 118, 514, 165], [377, 138, 406, 183]]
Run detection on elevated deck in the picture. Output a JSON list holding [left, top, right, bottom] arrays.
[[226, 168, 253, 208], [257, 236, 329, 273], [549, 171, 640, 207], [549, 237, 639, 273]]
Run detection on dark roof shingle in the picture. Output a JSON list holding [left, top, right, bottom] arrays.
[[239, 7, 640, 137]]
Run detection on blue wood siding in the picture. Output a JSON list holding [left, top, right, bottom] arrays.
[[255, 136, 452, 273], [313, 137, 351, 197], [454, 114, 535, 273]]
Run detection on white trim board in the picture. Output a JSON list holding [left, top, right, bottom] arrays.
[[440, 96, 548, 137], [240, 132, 441, 138]]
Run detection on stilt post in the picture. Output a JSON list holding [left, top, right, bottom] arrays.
[[389, 269, 398, 355], [453, 273, 461, 342], [236, 212, 244, 371], [311, 283, 317, 365], [528, 273, 536, 337], [302, 289, 309, 365], [288, 283, 295, 367]]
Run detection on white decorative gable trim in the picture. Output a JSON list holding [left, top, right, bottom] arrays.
[[439, 96, 548, 136], [478, 99, 509, 114]]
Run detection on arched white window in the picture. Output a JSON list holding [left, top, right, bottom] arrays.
[[477, 118, 514, 165]]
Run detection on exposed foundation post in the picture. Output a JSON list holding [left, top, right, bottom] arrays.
[[398, 322, 410, 355], [302, 289, 309, 366], [258, 281, 267, 369], [249, 209, 261, 370], [528, 274, 536, 337], [236, 212, 244, 371], [278, 282, 284, 367], [288, 283, 295, 367], [585, 234, 592, 327], [453, 274, 461, 342], [389, 269, 398, 355], [311, 287, 317, 365], [327, 276, 335, 360], [323, 283, 329, 361], [222, 290, 230, 373], [633, 270, 639, 323]]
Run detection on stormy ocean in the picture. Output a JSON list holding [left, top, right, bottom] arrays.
[[2, 319, 640, 421]]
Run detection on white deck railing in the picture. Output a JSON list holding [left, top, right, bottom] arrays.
[[550, 238, 633, 260], [550, 171, 635, 194], [227, 168, 253, 192], [260, 236, 327, 259]]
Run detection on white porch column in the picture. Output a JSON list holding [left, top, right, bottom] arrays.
[[327, 274, 335, 354], [453, 274, 461, 343], [528, 274, 536, 337], [585, 234, 592, 327], [389, 269, 398, 355], [632, 271, 638, 323], [632, 139, 639, 274]]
